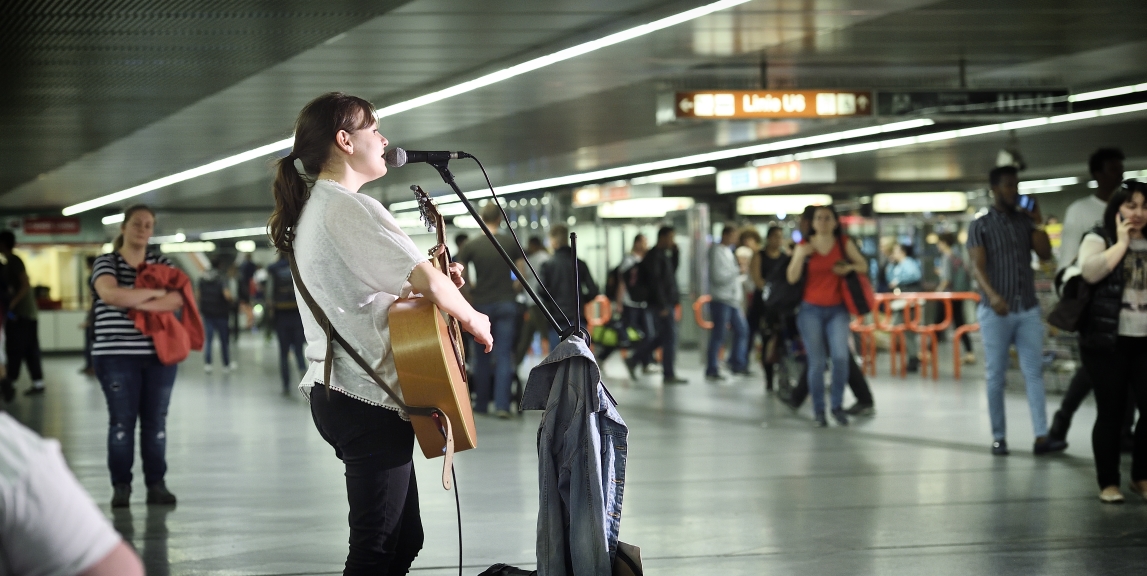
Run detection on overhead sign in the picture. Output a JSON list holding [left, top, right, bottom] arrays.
[[572, 183, 660, 207], [716, 160, 836, 194], [876, 90, 1069, 116], [674, 90, 872, 119], [23, 216, 81, 235], [736, 194, 833, 216], [872, 192, 968, 213], [597, 197, 694, 219]]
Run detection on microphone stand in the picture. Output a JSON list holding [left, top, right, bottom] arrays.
[[427, 159, 570, 337]]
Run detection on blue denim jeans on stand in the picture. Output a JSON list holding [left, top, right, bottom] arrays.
[[94, 354, 178, 486], [203, 315, 231, 366], [977, 303, 1049, 441], [796, 302, 851, 415], [707, 301, 749, 375], [473, 300, 519, 413]]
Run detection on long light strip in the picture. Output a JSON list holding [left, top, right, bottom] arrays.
[[388, 119, 935, 211], [61, 0, 752, 217], [199, 226, 267, 240], [1069, 82, 1147, 103]]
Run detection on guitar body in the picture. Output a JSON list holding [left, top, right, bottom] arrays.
[[389, 186, 477, 459]]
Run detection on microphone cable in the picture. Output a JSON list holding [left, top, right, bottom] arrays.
[[467, 155, 574, 334], [452, 464, 462, 576]]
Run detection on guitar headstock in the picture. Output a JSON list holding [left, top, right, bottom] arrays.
[[410, 185, 446, 235]]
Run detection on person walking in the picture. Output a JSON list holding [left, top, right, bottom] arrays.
[[266, 252, 307, 393], [269, 92, 492, 571], [0, 230, 44, 400], [786, 204, 868, 427], [514, 236, 550, 366], [936, 232, 975, 364], [455, 202, 525, 418], [1074, 181, 1147, 502], [90, 205, 186, 507], [626, 226, 687, 384], [885, 243, 924, 373], [967, 165, 1066, 456], [596, 234, 654, 367], [706, 225, 750, 381], [749, 226, 787, 390], [539, 224, 599, 349], [1049, 148, 1130, 444], [198, 256, 235, 373]]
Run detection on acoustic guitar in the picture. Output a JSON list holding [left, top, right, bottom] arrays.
[[389, 185, 478, 459]]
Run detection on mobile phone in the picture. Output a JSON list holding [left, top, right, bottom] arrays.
[[1018, 194, 1035, 212]]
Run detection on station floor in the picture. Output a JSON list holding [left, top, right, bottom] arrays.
[[6, 335, 1147, 575]]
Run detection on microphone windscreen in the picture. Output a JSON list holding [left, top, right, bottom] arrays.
[[384, 147, 407, 167]]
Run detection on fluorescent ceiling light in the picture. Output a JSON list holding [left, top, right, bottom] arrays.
[[452, 215, 482, 229], [235, 240, 257, 253], [736, 194, 833, 216], [1069, 82, 1147, 103], [160, 241, 216, 253], [199, 226, 267, 240], [629, 167, 716, 185], [102, 214, 125, 225], [597, 197, 695, 218], [150, 233, 186, 244], [62, 0, 752, 216], [1020, 177, 1079, 189], [390, 119, 934, 212], [872, 192, 968, 213]]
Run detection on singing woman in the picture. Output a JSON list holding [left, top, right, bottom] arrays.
[[268, 92, 492, 574]]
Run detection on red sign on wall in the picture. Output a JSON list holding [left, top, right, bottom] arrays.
[[23, 217, 81, 235]]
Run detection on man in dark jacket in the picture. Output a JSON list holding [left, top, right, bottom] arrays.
[[626, 226, 687, 384], [539, 225, 598, 349]]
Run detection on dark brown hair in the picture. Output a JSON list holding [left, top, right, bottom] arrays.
[[268, 92, 377, 253], [113, 204, 156, 252]]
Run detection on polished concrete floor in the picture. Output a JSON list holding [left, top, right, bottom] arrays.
[[5, 334, 1147, 575]]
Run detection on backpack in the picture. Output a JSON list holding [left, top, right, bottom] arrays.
[[626, 260, 650, 303], [269, 261, 298, 310], [762, 254, 802, 314]]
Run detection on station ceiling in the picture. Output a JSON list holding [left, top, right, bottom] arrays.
[[4, 0, 1147, 236]]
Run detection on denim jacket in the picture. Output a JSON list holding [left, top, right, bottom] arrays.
[[522, 335, 628, 576]]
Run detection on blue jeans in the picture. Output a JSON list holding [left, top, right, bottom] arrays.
[[796, 302, 851, 415], [707, 301, 749, 375], [94, 354, 178, 486], [474, 301, 519, 412], [977, 304, 1049, 441], [203, 315, 231, 366], [274, 309, 307, 390]]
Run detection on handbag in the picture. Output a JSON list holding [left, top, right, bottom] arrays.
[[763, 254, 803, 312], [1048, 265, 1091, 332], [837, 236, 875, 316], [591, 317, 643, 348]]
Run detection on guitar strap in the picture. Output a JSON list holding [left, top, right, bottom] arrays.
[[287, 251, 456, 490]]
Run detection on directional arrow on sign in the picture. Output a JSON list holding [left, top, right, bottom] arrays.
[[679, 98, 694, 113], [857, 94, 870, 112]]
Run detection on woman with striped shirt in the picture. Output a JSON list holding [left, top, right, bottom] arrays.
[[91, 204, 184, 508]]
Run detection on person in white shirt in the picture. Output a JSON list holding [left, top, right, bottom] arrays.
[[706, 225, 750, 380], [0, 412, 143, 576], [1049, 148, 1128, 444], [267, 92, 493, 573]]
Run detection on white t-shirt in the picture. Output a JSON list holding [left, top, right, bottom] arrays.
[[1058, 195, 1107, 272], [293, 179, 427, 413], [1080, 234, 1147, 337], [0, 413, 121, 576]]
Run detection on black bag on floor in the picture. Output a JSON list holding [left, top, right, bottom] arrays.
[[478, 541, 643, 575]]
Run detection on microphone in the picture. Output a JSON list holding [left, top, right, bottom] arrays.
[[384, 148, 468, 167]]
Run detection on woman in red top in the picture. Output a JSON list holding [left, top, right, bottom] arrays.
[[786, 205, 868, 427]]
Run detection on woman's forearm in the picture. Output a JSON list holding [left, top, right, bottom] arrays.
[[134, 291, 183, 312], [786, 255, 806, 285], [98, 285, 163, 309]]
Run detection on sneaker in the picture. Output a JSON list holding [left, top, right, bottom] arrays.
[[112, 484, 131, 508], [991, 440, 1009, 456], [0, 380, 14, 403], [845, 403, 876, 417], [24, 385, 45, 396], [831, 408, 849, 426], [963, 352, 977, 365], [204, 365, 213, 373], [705, 373, 726, 383], [495, 410, 512, 420], [642, 364, 661, 374], [624, 358, 639, 380], [814, 413, 828, 427], [146, 482, 177, 506], [1048, 410, 1070, 442], [906, 358, 920, 373], [1101, 486, 1125, 504], [1033, 437, 1068, 455], [663, 376, 689, 385]]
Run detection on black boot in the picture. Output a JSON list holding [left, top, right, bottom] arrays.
[[146, 481, 177, 505], [1048, 410, 1070, 442], [111, 484, 131, 508]]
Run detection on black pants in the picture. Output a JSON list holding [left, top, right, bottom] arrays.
[[1080, 338, 1147, 489], [4, 317, 43, 383], [1055, 365, 1135, 438], [628, 307, 677, 378], [274, 310, 307, 390], [310, 388, 423, 575], [789, 353, 874, 407], [940, 300, 973, 353]]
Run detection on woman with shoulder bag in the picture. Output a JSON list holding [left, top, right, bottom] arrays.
[[1076, 180, 1147, 503], [269, 92, 493, 572], [786, 204, 868, 427]]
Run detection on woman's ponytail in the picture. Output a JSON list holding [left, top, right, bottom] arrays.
[[267, 93, 377, 254]]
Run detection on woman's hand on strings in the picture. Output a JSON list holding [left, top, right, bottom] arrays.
[[431, 245, 467, 288], [461, 312, 493, 352]]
